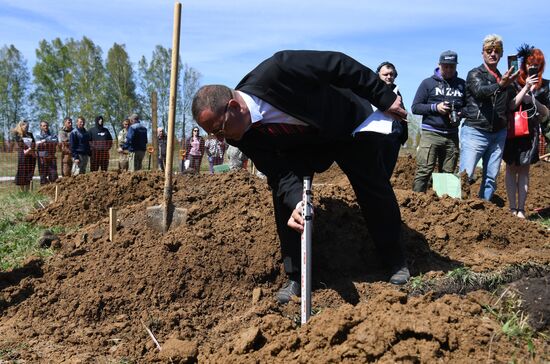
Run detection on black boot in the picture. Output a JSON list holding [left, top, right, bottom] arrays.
[[389, 265, 410, 285], [276, 279, 300, 304]]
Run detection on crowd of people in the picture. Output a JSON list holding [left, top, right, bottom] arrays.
[[407, 36, 549, 219], [10, 112, 252, 191]]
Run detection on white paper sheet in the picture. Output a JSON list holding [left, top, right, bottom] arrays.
[[352, 86, 399, 135]]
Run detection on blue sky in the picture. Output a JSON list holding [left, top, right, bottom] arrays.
[[1, 0, 550, 111]]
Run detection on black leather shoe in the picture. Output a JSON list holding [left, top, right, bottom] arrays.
[[389, 266, 410, 285], [276, 279, 300, 304]]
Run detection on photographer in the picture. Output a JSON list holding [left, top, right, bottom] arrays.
[[411, 50, 466, 192]]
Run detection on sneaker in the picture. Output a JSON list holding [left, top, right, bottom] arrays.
[[276, 279, 300, 304], [389, 266, 410, 285]]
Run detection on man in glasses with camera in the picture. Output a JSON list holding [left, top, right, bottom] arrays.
[[411, 50, 465, 192], [192, 50, 410, 304], [459, 34, 518, 201]]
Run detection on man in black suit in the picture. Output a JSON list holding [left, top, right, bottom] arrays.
[[192, 50, 409, 304]]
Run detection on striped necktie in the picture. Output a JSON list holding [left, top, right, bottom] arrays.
[[252, 122, 311, 135]]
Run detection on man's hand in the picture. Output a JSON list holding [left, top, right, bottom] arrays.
[[74, 159, 80, 165], [384, 95, 407, 122], [499, 66, 520, 88], [287, 205, 304, 233], [436, 102, 451, 115]]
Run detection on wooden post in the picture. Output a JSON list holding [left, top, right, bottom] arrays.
[[55, 185, 58, 202], [109, 208, 117, 242], [152, 91, 159, 171]]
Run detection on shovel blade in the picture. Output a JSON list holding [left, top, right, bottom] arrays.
[[146, 204, 187, 232]]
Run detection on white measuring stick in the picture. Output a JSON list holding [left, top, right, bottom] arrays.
[[301, 176, 313, 324]]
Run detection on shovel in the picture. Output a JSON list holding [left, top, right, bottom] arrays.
[[147, 2, 187, 232]]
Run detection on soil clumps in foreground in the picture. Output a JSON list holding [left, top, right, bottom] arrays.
[[1, 158, 549, 362]]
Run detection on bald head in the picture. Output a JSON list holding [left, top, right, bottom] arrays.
[[192, 85, 233, 125]]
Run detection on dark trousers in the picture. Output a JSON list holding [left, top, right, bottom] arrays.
[[91, 150, 110, 171], [373, 132, 401, 178], [38, 157, 58, 185], [273, 132, 406, 279], [158, 155, 166, 171], [413, 130, 459, 192]]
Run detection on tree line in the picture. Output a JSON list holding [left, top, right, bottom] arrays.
[[0, 37, 201, 144]]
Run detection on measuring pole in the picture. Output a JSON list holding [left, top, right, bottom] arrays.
[[301, 176, 313, 324]]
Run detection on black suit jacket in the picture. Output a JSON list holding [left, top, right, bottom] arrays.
[[231, 50, 397, 209]]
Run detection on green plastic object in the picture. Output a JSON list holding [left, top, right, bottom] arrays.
[[213, 164, 230, 174], [432, 173, 461, 199]]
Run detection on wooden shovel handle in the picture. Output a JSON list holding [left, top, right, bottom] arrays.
[[164, 2, 182, 203]]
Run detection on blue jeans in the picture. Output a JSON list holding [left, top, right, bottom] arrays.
[[459, 125, 507, 200]]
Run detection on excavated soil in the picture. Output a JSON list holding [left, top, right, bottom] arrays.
[[1, 157, 549, 363]]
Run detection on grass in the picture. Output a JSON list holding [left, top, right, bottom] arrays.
[[445, 266, 476, 286], [0, 190, 61, 271], [407, 263, 550, 297], [528, 211, 550, 230], [483, 288, 544, 360]]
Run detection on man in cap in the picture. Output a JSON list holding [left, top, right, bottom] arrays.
[[411, 50, 466, 192], [122, 114, 148, 171]]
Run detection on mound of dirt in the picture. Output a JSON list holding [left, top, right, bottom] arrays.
[[0, 158, 549, 362]]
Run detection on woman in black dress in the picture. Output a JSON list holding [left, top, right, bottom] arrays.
[[12, 120, 36, 192], [504, 47, 550, 218]]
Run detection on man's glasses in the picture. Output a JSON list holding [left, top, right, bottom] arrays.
[[484, 48, 501, 55], [212, 102, 229, 138]]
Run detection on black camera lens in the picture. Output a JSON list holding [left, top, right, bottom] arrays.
[[449, 101, 460, 126]]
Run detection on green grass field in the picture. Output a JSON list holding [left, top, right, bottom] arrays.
[[0, 191, 60, 271]]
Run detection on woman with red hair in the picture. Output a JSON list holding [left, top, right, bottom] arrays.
[[503, 46, 550, 218]]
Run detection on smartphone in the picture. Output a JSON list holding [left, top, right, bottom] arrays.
[[507, 55, 519, 73], [528, 67, 539, 77]]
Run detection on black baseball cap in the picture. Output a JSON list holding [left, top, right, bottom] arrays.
[[439, 50, 458, 64]]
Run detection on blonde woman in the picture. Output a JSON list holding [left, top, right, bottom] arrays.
[[12, 120, 36, 192]]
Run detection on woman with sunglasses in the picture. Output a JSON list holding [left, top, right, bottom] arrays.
[[185, 127, 205, 173], [503, 46, 550, 218]]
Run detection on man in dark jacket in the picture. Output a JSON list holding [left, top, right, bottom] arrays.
[[36, 120, 59, 185], [122, 114, 148, 171], [192, 50, 409, 304], [375, 61, 408, 177], [89, 115, 113, 172], [69, 116, 91, 175], [460, 34, 518, 200], [411, 51, 466, 192]]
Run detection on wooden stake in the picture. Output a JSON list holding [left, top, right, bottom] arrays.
[[109, 208, 117, 242], [152, 91, 159, 171], [55, 185, 58, 202]]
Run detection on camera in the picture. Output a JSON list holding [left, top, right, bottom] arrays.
[[528, 67, 539, 77], [449, 101, 460, 127]]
